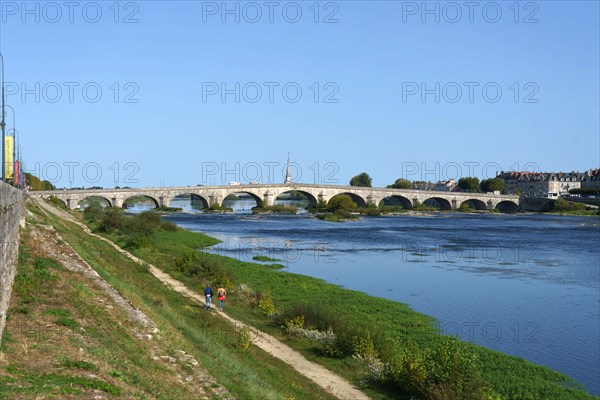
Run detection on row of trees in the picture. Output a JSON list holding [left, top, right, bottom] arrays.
[[457, 177, 505, 193], [349, 172, 505, 193]]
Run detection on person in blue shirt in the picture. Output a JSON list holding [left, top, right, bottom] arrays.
[[204, 284, 214, 310]]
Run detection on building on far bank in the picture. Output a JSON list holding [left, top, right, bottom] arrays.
[[582, 169, 600, 189], [497, 171, 584, 197]]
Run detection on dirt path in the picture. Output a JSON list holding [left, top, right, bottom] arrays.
[[34, 198, 371, 400]]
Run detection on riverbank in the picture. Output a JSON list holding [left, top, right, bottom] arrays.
[[13, 200, 341, 399], [82, 204, 597, 399]]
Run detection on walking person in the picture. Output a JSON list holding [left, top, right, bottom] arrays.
[[216, 287, 227, 310], [204, 284, 213, 310]]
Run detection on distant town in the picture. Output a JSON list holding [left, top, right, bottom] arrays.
[[411, 169, 600, 198]]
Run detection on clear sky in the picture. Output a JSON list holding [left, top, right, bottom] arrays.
[[0, 0, 598, 188]]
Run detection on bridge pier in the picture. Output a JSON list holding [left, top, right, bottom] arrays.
[[65, 198, 74, 210], [318, 191, 328, 205], [111, 197, 123, 208], [209, 192, 221, 206], [263, 190, 275, 206]]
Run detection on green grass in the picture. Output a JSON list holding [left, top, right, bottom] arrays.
[[26, 203, 336, 400], [252, 205, 298, 214], [315, 213, 359, 222], [3, 231, 216, 399], [253, 255, 282, 262], [0, 370, 122, 397]]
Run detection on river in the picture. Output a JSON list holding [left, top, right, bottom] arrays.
[[141, 198, 600, 395]]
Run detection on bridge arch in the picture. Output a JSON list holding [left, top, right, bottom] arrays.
[[329, 192, 367, 208], [460, 199, 487, 211], [169, 193, 209, 209], [495, 200, 519, 213], [45, 195, 69, 209], [379, 195, 413, 209], [274, 190, 318, 207], [78, 196, 112, 209], [122, 194, 159, 210], [222, 191, 262, 208], [423, 197, 452, 210]]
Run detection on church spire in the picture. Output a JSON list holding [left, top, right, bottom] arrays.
[[284, 153, 292, 184]]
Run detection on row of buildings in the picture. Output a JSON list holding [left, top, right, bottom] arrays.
[[498, 169, 600, 197], [409, 169, 600, 198]]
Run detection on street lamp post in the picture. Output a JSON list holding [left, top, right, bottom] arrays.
[[0, 52, 6, 183]]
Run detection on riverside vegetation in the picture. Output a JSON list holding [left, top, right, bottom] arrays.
[[1, 201, 337, 399], [69, 202, 597, 400]]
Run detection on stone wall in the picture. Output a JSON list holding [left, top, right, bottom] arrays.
[[0, 182, 26, 346]]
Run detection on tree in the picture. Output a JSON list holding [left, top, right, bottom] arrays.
[[350, 172, 372, 187], [327, 195, 358, 211], [457, 177, 480, 193], [387, 178, 412, 189], [25, 173, 55, 191], [480, 178, 505, 193]]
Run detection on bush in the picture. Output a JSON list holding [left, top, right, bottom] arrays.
[[207, 203, 233, 212], [458, 203, 474, 212], [307, 200, 329, 213], [360, 207, 382, 216], [97, 207, 124, 233], [257, 289, 276, 316], [83, 202, 104, 222], [236, 326, 251, 350], [384, 337, 486, 400], [172, 251, 233, 287], [553, 198, 587, 212], [123, 232, 152, 249], [328, 195, 358, 212]]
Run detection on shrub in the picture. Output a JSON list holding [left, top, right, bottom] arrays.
[[360, 207, 382, 216], [352, 331, 378, 360], [553, 198, 587, 212], [458, 203, 474, 212], [83, 202, 104, 222], [257, 290, 276, 316], [97, 207, 124, 233], [236, 326, 251, 350], [123, 232, 152, 249], [328, 195, 358, 212], [384, 337, 486, 400], [173, 251, 199, 273]]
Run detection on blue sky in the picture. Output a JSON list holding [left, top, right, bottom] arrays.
[[0, 0, 598, 188]]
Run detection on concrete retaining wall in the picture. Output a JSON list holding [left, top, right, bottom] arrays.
[[0, 182, 26, 346]]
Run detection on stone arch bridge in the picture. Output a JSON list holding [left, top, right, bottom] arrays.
[[35, 184, 521, 211]]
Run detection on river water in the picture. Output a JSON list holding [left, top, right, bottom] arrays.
[[155, 198, 600, 395]]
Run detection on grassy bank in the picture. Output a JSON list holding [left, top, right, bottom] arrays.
[[1, 229, 226, 399], [76, 204, 597, 400], [11, 201, 336, 400]]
